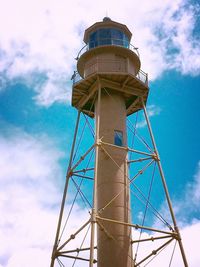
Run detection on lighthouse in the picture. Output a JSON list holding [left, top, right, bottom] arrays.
[[51, 18, 188, 267]]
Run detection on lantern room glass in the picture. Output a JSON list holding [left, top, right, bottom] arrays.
[[89, 28, 129, 49]]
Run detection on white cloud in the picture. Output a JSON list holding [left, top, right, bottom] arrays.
[[6, 249, 50, 267], [136, 104, 161, 128], [187, 161, 200, 205], [0, 130, 63, 266], [153, 3, 200, 76], [173, 161, 200, 224], [180, 220, 200, 267], [33, 72, 72, 106], [0, 128, 91, 267], [0, 0, 199, 106]]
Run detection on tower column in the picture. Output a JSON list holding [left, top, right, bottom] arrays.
[[95, 89, 133, 267]]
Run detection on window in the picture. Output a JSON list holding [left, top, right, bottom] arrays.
[[111, 29, 123, 46], [123, 35, 129, 48], [114, 130, 123, 146], [89, 31, 98, 48], [89, 28, 130, 49]]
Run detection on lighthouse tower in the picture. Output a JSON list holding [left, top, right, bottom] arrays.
[[51, 18, 188, 267], [72, 17, 148, 267]]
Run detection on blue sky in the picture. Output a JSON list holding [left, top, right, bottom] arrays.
[[0, 0, 200, 266]]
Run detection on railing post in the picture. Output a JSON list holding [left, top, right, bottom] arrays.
[[146, 73, 148, 85]]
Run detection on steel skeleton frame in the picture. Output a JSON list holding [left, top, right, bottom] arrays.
[[50, 94, 188, 267]]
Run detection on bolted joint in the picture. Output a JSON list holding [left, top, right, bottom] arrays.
[[95, 138, 102, 146], [55, 251, 61, 257], [172, 232, 180, 240], [152, 250, 157, 255], [152, 153, 159, 161], [67, 169, 73, 177], [90, 209, 96, 223], [51, 249, 59, 259], [135, 224, 139, 229]]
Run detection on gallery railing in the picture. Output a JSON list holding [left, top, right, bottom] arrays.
[[72, 58, 148, 85], [75, 39, 140, 60]]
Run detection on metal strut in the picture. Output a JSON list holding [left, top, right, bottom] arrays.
[[89, 78, 101, 267], [50, 111, 81, 267], [141, 98, 188, 267]]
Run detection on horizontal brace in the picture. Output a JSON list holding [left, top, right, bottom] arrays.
[[131, 234, 173, 244], [60, 246, 97, 254], [96, 216, 174, 235], [128, 147, 155, 157], [73, 173, 94, 180], [128, 157, 153, 164], [73, 167, 94, 174], [100, 141, 155, 158], [58, 254, 93, 262]]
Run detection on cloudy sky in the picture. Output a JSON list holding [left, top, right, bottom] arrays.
[[0, 0, 200, 266]]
